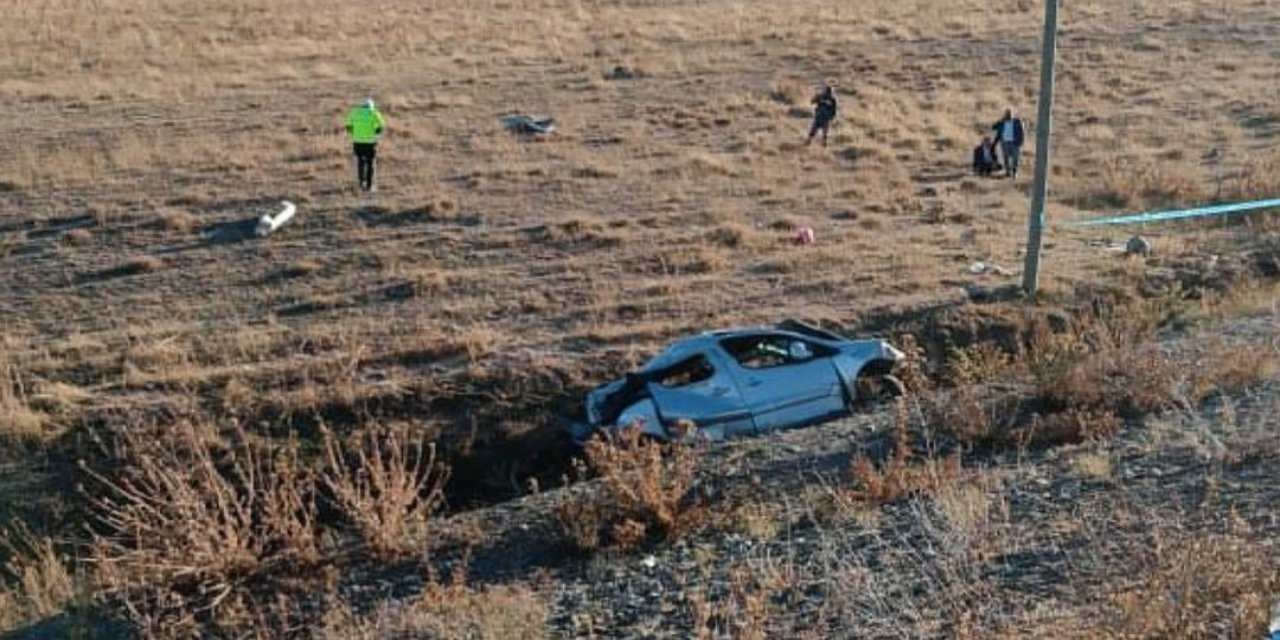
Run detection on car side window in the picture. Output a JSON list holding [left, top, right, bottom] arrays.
[[655, 355, 715, 388], [720, 335, 826, 370]]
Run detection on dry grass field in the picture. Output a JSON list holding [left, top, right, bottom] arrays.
[[1, 0, 1280, 637]]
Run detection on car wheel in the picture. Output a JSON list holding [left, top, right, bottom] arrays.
[[854, 373, 905, 406]]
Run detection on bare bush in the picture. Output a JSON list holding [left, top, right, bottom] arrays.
[[0, 351, 44, 443], [556, 429, 704, 551], [320, 422, 450, 560], [0, 521, 74, 632], [318, 572, 548, 640], [1099, 524, 1279, 639], [81, 420, 321, 632], [926, 297, 1276, 450], [849, 399, 965, 504]]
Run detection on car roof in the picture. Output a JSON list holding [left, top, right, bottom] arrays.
[[640, 327, 838, 371]]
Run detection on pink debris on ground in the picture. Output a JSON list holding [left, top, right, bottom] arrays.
[[793, 226, 816, 245]]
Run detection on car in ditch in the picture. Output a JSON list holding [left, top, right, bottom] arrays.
[[566, 320, 906, 443]]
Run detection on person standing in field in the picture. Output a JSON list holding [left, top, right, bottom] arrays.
[[345, 98, 385, 192], [806, 84, 838, 147], [991, 107, 1026, 178]]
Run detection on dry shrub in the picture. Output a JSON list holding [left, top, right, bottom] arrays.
[[0, 522, 74, 632], [1015, 408, 1123, 449], [318, 571, 548, 640], [1185, 342, 1279, 401], [81, 420, 322, 633], [703, 221, 757, 249], [925, 383, 1023, 447], [555, 429, 704, 551], [1102, 526, 1279, 639], [1083, 160, 1207, 211], [942, 342, 1012, 386], [646, 246, 729, 275], [152, 209, 196, 233], [127, 255, 163, 274], [320, 422, 450, 560], [928, 297, 1274, 450], [685, 565, 780, 640], [1223, 154, 1280, 211], [60, 227, 92, 246], [0, 354, 45, 443], [849, 399, 964, 504]]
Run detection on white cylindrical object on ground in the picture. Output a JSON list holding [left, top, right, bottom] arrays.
[[256, 201, 297, 236]]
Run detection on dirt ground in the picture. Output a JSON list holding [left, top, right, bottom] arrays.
[[1, 0, 1280, 636], [4, 1, 1279, 439]]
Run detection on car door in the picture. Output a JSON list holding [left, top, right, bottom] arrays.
[[643, 353, 755, 440], [718, 334, 846, 433]]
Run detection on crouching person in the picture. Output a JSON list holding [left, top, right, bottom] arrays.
[[972, 135, 1001, 177]]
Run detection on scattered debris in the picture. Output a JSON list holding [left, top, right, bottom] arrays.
[[793, 227, 816, 245], [1126, 235, 1152, 256], [967, 261, 1014, 277], [500, 114, 556, 135], [604, 65, 643, 80], [640, 555, 658, 569], [255, 201, 296, 237], [566, 319, 904, 444]]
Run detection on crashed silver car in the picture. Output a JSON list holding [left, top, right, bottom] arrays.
[[568, 320, 905, 443]]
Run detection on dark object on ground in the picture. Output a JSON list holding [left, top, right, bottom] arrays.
[[566, 319, 904, 443], [1126, 236, 1152, 257], [501, 115, 557, 135]]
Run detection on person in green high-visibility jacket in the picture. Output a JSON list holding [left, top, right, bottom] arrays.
[[345, 98, 385, 191]]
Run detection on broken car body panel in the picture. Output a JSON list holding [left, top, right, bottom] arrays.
[[571, 320, 905, 443]]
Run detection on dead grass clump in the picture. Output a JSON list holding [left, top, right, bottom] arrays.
[[555, 429, 704, 552], [1102, 526, 1279, 639], [703, 221, 757, 249], [0, 522, 75, 633], [928, 295, 1276, 450], [82, 420, 323, 632], [1223, 155, 1280, 207], [152, 209, 196, 233], [1080, 160, 1207, 211], [116, 255, 163, 276], [539, 217, 620, 247], [0, 354, 44, 443], [319, 573, 548, 639], [281, 259, 320, 279], [321, 422, 450, 560], [1186, 342, 1279, 401], [645, 246, 729, 275], [849, 400, 965, 504], [60, 227, 92, 246]]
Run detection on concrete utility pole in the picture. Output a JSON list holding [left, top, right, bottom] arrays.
[[1022, 0, 1060, 296]]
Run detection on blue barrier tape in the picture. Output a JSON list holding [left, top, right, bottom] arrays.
[[1069, 197, 1280, 226]]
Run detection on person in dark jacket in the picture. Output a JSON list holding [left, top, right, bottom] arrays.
[[972, 135, 1001, 177], [806, 85, 838, 147], [991, 108, 1026, 178]]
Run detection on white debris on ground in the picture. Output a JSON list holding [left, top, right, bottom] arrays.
[[968, 261, 1015, 277], [255, 201, 297, 237]]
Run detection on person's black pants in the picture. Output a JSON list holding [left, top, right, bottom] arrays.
[[353, 143, 378, 189], [808, 116, 833, 145]]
